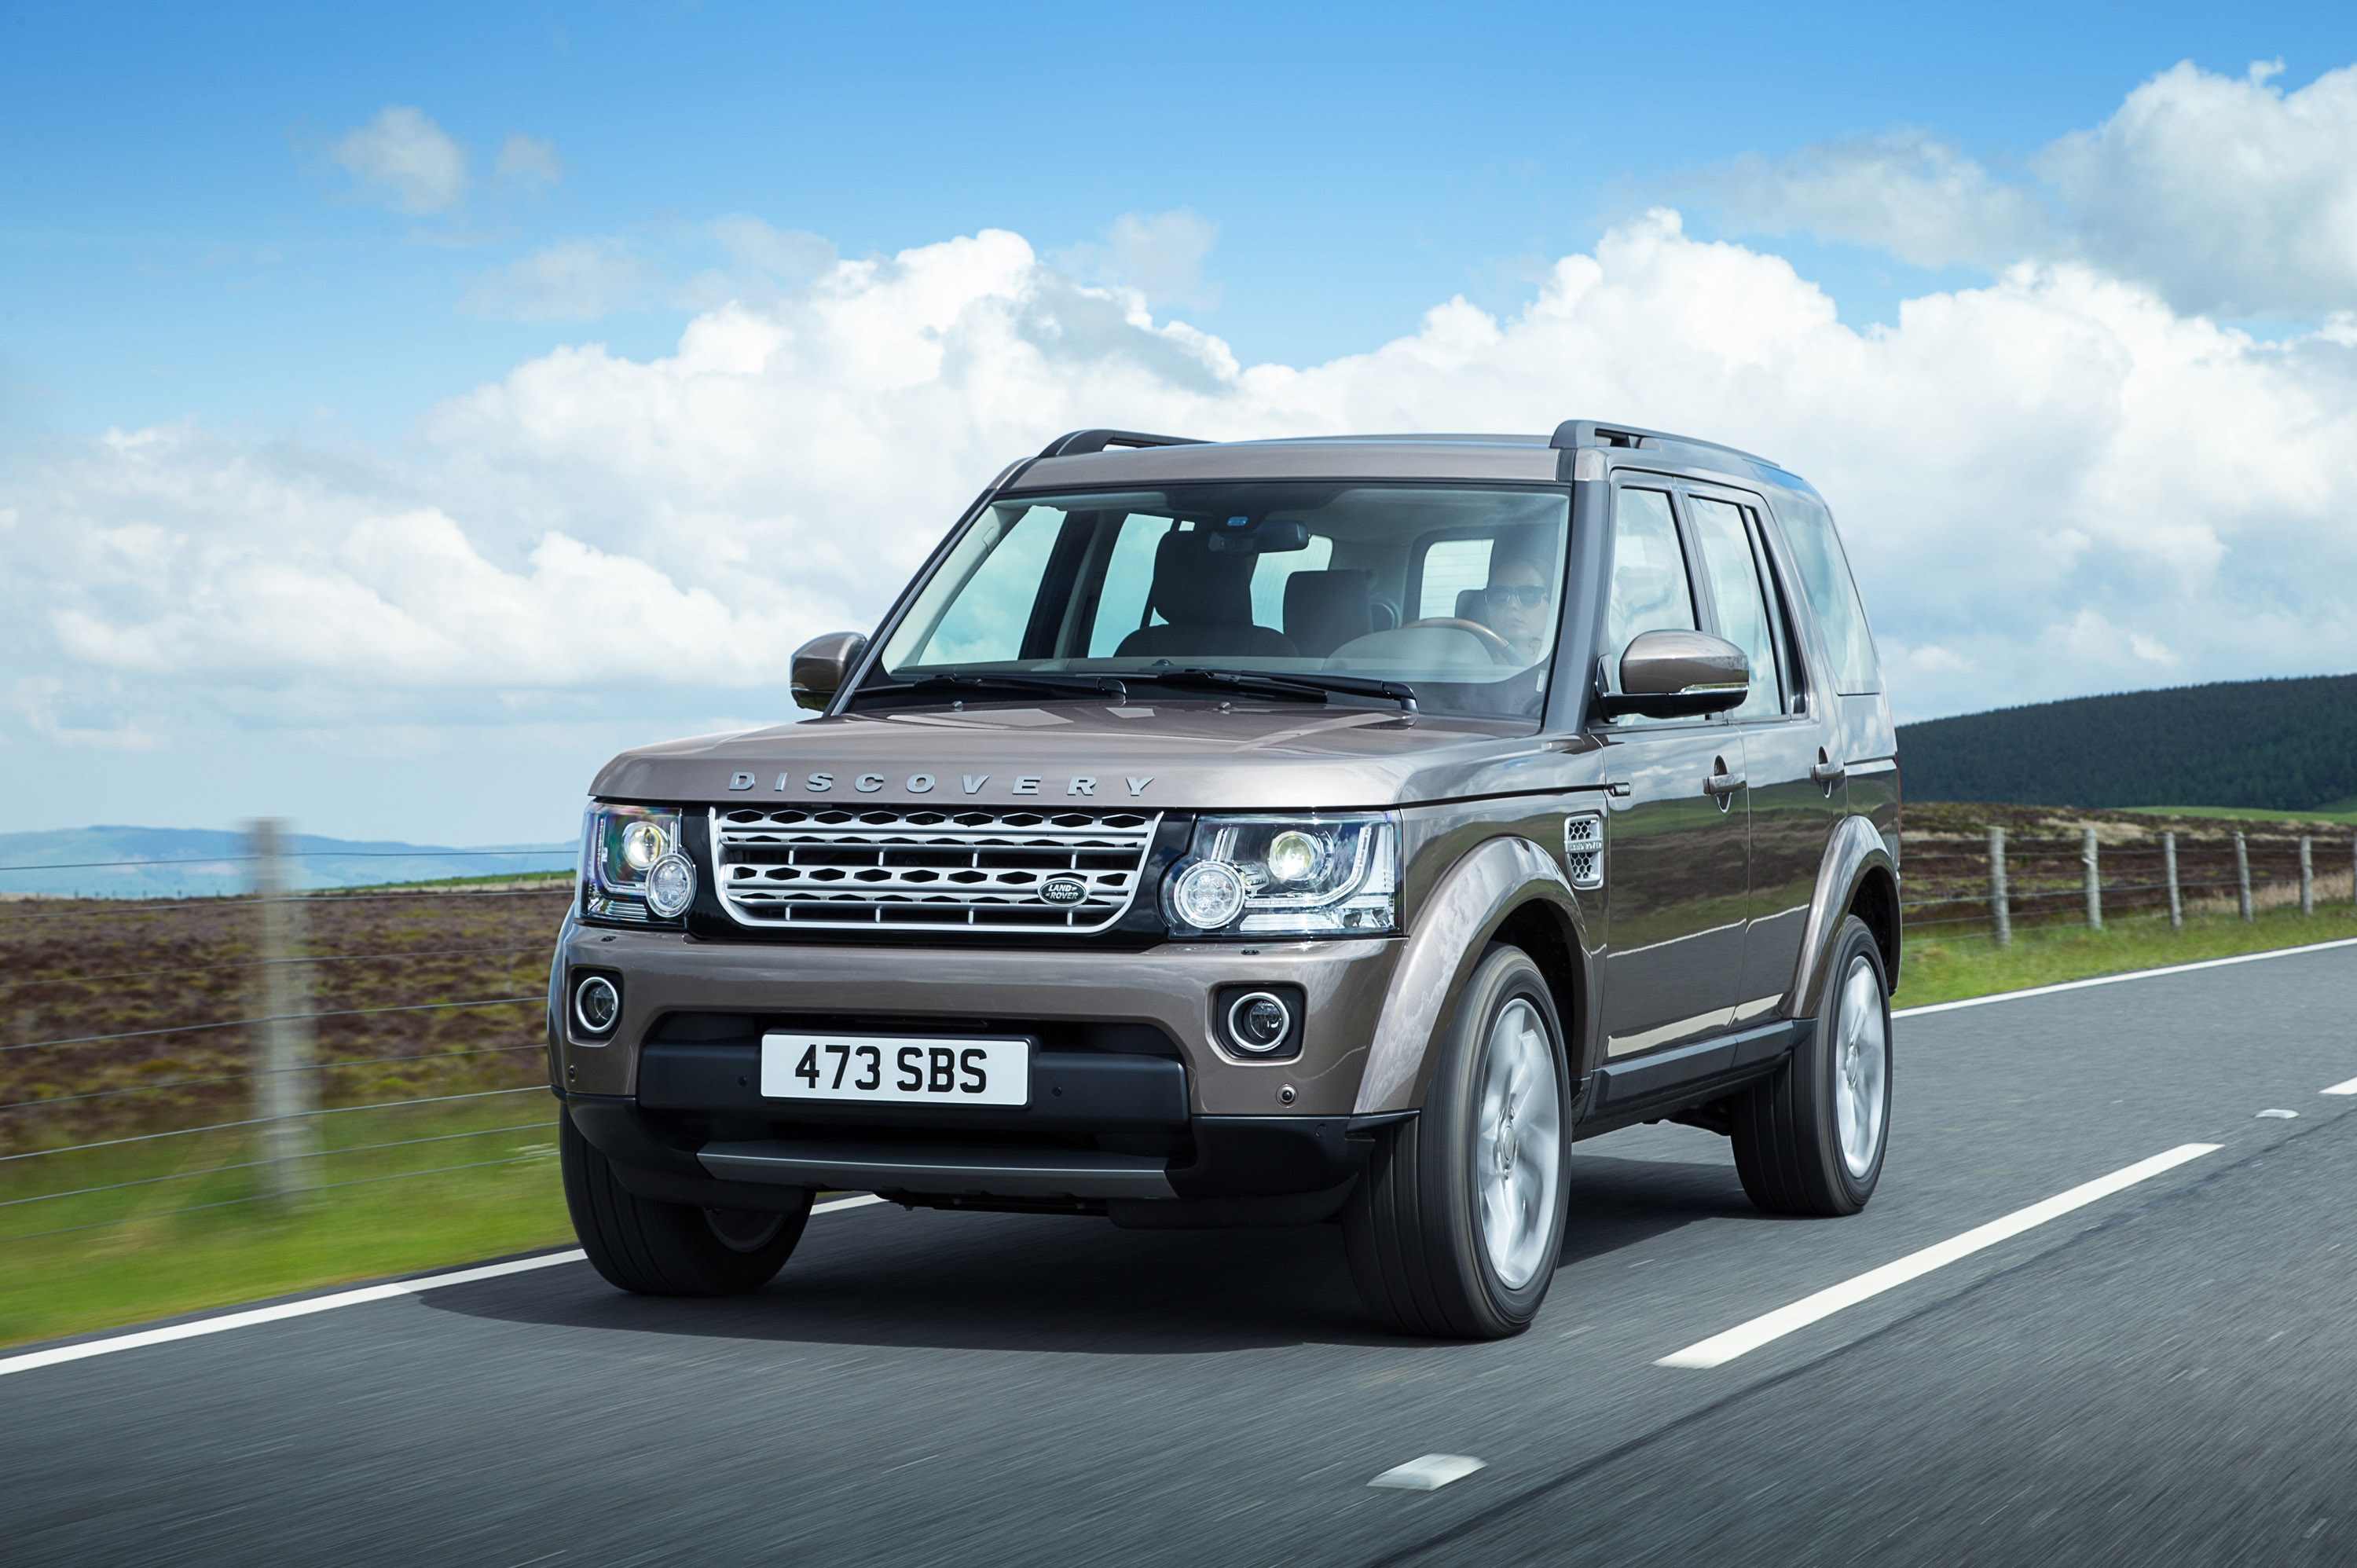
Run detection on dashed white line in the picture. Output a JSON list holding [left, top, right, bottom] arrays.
[[1656, 1143, 2223, 1370], [2, 1192, 889, 1379], [2323, 1077, 2357, 1096], [1369, 1455, 1486, 1490]]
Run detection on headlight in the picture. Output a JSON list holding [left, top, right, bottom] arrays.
[[582, 804, 689, 925], [1162, 813, 1398, 938]]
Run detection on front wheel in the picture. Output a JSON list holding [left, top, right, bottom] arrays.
[[561, 1112, 812, 1295], [1731, 914, 1891, 1215], [1344, 944, 1570, 1339]]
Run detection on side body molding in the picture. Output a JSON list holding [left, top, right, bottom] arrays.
[[1354, 835, 1585, 1116], [1786, 812, 1899, 1021]]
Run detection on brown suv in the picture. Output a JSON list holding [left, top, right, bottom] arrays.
[[551, 423, 1901, 1339]]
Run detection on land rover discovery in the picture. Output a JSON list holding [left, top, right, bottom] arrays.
[[551, 421, 1901, 1339]]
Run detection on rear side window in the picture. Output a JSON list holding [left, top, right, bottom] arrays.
[[1416, 537, 1493, 619], [1772, 493, 1879, 694]]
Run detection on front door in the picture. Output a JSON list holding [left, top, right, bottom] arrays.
[[1595, 485, 1750, 1057], [1683, 488, 1836, 1023]]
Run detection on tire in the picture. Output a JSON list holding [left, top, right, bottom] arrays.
[[1732, 914, 1891, 1216], [1344, 944, 1571, 1339], [560, 1112, 811, 1295]]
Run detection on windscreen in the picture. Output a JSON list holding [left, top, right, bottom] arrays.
[[866, 484, 1572, 719]]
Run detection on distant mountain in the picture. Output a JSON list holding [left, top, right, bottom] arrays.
[[0, 826, 575, 899], [1897, 673, 2357, 811]]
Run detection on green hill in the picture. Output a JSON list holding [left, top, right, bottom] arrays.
[[1897, 673, 2357, 811]]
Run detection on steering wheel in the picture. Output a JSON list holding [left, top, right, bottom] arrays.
[[1398, 617, 1522, 666]]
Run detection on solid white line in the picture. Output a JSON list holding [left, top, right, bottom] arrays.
[[2323, 1077, 2357, 1096], [1893, 936, 2357, 1020], [2, 1192, 892, 1379], [0, 1249, 587, 1379], [1656, 1143, 2222, 1369]]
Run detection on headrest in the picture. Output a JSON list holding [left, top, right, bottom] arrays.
[[1456, 588, 1486, 622], [1149, 529, 1257, 626], [1284, 570, 1374, 658]]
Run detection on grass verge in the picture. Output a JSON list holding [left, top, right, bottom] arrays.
[[1898, 902, 2357, 1009], [1, 1097, 571, 1348]]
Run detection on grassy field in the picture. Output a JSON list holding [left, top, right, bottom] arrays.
[[0, 1097, 571, 1347], [2125, 803, 2357, 827], [1897, 902, 2357, 1009]]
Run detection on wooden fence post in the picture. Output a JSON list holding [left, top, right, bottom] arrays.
[[2300, 835, 2315, 916], [2082, 826, 2102, 933], [2163, 831, 2182, 929], [2234, 831, 2253, 922], [1987, 826, 2011, 948], [247, 819, 321, 1204]]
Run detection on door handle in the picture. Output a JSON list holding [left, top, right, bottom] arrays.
[[1704, 771, 1746, 797], [1809, 760, 1846, 786]]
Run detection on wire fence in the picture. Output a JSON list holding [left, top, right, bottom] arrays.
[[0, 820, 574, 1247], [1898, 821, 2357, 947]]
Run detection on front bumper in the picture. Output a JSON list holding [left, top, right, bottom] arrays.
[[552, 925, 1403, 1118], [563, 1090, 1394, 1225]]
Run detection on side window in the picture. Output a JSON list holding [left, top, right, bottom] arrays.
[[1772, 493, 1880, 694], [1417, 537, 1493, 620], [1688, 495, 1781, 720], [1604, 488, 1696, 657]]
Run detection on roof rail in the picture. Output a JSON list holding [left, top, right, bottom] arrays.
[[1036, 429, 1206, 459], [1547, 419, 1776, 468]]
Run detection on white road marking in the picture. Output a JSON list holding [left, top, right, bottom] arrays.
[[2258, 1109, 2300, 1119], [1656, 1143, 2223, 1370], [1369, 1455, 1487, 1490], [1894, 936, 2357, 1020], [2, 1192, 889, 1379], [2323, 1077, 2357, 1096]]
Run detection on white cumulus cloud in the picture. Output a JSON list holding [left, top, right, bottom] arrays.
[[10, 208, 2357, 834], [332, 105, 471, 215], [1706, 58, 2357, 320]]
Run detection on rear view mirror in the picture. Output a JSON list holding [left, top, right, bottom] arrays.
[[1598, 628, 1748, 720], [1205, 518, 1311, 553], [790, 632, 868, 712]]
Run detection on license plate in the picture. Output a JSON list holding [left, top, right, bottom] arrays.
[[759, 1033, 1030, 1107]]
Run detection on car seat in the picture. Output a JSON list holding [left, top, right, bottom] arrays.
[[1282, 570, 1375, 658], [1116, 531, 1299, 661]]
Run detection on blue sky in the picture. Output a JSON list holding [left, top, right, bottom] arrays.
[[5, 2, 2357, 841], [9, 0, 2352, 435]]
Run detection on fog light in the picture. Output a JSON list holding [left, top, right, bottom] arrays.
[[573, 974, 620, 1035], [1226, 991, 1293, 1055], [644, 852, 696, 918], [1171, 860, 1247, 930]]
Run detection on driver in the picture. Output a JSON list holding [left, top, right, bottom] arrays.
[[1479, 548, 1556, 664]]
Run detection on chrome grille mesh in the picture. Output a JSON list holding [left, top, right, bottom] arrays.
[[710, 807, 1160, 932]]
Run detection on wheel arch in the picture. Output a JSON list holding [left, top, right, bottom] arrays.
[[1353, 834, 1592, 1116], [1787, 814, 1901, 1021]]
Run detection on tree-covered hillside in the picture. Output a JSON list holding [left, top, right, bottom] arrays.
[[1897, 673, 2357, 811]]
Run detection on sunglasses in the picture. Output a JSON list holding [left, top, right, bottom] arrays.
[[1483, 585, 1551, 609]]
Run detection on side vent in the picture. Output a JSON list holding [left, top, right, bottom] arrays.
[[1563, 811, 1605, 891]]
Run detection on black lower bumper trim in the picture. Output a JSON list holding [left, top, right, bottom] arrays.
[[699, 1137, 1176, 1200]]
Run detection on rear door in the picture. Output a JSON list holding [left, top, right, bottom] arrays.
[[1595, 484, 1749, 1057]]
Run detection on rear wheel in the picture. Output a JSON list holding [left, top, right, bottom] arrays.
[[1731, 914, 1890, 1215], [560, 1112, 811, 1295], [1344, 944, 1569, 1339]]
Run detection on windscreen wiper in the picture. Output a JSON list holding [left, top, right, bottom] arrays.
[[893, 672, 1130, 703], [1131, 665, 1417, 714]]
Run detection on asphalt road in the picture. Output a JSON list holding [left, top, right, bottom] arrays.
[[7, 944, 2357, 1567]]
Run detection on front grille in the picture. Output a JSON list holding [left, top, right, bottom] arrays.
[[710, 807, 1160, 932]]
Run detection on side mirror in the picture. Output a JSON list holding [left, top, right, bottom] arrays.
[[790, 632, 868, 712], [1598, 629, 1748, 720]]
